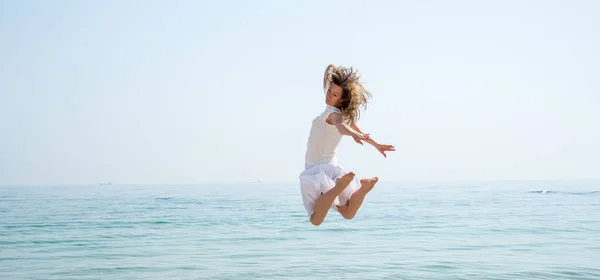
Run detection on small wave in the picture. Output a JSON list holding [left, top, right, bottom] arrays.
[[528, 190, 599, 195], [529, 190, 554, 194], [155, 197, 203, 204]]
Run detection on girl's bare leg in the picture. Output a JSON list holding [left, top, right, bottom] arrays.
[[310, 172, 355, 226], [338, 177, 378, 219]]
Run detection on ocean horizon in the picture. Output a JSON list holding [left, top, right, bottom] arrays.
[[1, 179, 599, 279]]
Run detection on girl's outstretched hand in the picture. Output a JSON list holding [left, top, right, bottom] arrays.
[[352, 133, 370, 145], [376, 144, 396, 158]]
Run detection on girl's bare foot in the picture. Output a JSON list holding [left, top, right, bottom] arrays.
[[359, 177, 378, 192], [336, 172, 355, 187], [322, 172, 356, 195]]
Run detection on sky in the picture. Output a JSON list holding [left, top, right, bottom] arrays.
[[0, 0, 598, 185]]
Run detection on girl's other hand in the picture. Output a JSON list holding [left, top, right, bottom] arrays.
[[376, 144, 396, 158]]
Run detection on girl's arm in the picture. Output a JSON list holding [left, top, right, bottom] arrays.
[[351, 121, 396, 157], [351, 122, 379, 146], [327, 113, 367, 139]]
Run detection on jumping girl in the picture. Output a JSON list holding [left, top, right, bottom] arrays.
[[299, 64, 395, 226]]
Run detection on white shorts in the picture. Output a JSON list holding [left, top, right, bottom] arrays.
[[298, 162, 359, 217]]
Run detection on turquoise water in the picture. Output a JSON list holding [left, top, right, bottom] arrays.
[[1, 181, 599, 279]]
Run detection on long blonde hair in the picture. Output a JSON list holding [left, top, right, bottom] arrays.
[[323, 64, 372, 124]]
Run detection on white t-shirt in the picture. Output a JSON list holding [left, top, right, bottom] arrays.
[[304, 105, 346, 169]]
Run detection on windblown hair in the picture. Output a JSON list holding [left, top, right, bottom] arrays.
[[323, 64, 372, 124]]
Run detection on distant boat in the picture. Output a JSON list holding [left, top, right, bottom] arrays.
[[99, 182, 112, 185]]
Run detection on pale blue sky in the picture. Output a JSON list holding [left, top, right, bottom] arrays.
[[1, 0, 598, 185]]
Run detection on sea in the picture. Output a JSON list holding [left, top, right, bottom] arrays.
[[1, 180, 599, 279]]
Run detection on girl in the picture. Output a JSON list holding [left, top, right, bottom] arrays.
[[299, 64, 395, 226]]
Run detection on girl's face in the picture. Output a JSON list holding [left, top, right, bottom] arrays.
[[325, 83, 343, 107]]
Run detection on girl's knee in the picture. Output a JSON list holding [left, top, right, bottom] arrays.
[[342, 212, 355, 220], [337, 206, 355, 220], [310, 214, 324, 226]]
